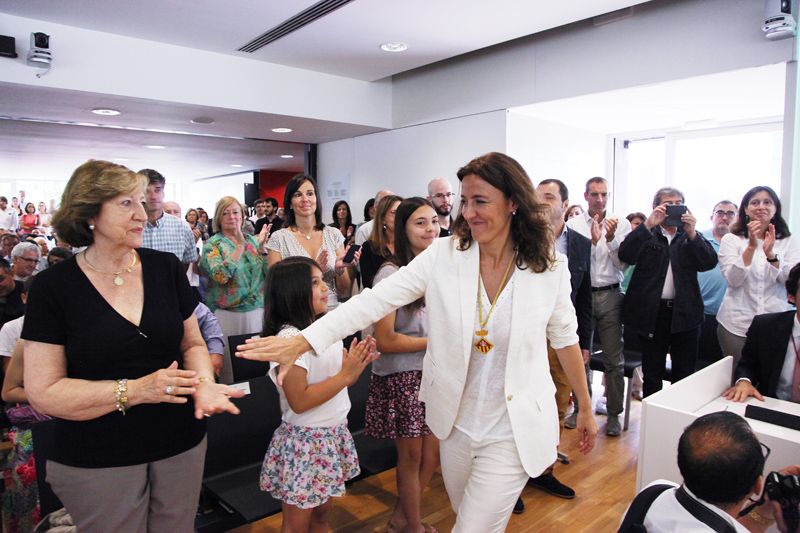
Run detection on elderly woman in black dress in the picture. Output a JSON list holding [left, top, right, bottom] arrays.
[[22, 160, 243, 533]]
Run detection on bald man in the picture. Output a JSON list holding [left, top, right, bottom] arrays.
[[427, 177, 455, 237], [355, 189, 395, 246], [163, 201, 182, 218]]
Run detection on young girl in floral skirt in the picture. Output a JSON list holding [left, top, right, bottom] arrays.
[[259, 256, 379, 531]]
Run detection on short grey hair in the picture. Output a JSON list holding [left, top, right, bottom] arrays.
[[11, 242, 40, 260], [652, 187, 685, 208]]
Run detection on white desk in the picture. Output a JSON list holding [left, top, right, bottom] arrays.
[[638, 356, 800, 494]]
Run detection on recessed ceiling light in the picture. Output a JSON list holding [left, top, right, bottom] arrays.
[[280, 154, 294, 159], [144, 145, 166, 150], [191, 117, 215, 125], [91, 108, 122, 116], [271, 127, 292, 133], [231, 164, 243, 168], [380, 42, 408, 53]]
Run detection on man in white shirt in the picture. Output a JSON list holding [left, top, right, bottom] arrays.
[[566, 177, 630, 436], [355, 189, 394, 246], [621, 411, 766, 532], [0, 197, 18, 232]]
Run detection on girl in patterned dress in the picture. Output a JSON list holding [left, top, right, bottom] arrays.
[[259, 256, 379, 531], [365, 198, 441, 533]]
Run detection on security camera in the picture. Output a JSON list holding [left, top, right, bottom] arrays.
[[764, 0, 796, 40], [27, 32, 52, 67]]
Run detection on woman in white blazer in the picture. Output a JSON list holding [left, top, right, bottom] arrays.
[[239, 152, 597, 532]]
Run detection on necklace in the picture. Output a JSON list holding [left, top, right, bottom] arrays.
[[295, 227, 314, 240], [474, 251, 517, 354], [83, 250, 138, 286]]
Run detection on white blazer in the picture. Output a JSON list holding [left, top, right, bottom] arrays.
[[303, 236, 579, 476]]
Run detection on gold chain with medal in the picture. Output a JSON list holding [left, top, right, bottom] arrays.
[[474, 251, 517, 354]]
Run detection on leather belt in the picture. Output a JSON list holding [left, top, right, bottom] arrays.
[[591, 283, 620, 292]]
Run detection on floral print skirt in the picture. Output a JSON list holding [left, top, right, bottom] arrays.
[[364, 370, 432, 439], [260, 421, 360, 509], [2, 428, 40, 533]]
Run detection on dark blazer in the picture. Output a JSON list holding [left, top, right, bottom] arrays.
[[619, 224, 717, 336], [565, 227, 592, 351], [735, 310, 796, 397]]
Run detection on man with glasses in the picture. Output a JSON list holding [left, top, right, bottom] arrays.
[[620, 411, 768, 532], [10, 242, 40, 282], [697, 201, 738, 369], [619, 187, 717, 397], [426, 177, 455, 237]]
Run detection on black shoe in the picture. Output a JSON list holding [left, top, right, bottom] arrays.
[[513, 496, 525, 514], [528, 473, 576, 499]]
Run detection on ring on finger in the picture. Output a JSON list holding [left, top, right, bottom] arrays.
[[165, 385, 174, 395]]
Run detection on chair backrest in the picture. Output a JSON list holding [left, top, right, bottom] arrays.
[[228, 332, 270, 382], [203, 375, 282, 479]]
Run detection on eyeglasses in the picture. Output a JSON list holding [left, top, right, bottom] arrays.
[[714, 210, 736, 218], [15, 257, 37, 264], [431, 193, 455, 200], [760, 441, 771, 463]]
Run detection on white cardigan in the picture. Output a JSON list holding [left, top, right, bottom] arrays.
[[303, 236, 579, 477]]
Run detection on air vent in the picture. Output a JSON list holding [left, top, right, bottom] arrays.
[[238, 0, 355, 53]]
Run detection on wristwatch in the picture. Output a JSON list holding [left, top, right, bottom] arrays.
[[767, 255, 779, 263]]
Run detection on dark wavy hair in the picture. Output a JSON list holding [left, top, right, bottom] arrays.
[[283, 174, 324, 230], [331, 200, 352, 229], [263, 256, 321, 337], [729, 186, 791, 239], [453, 152, 554, 273], [389, 197, 435, 311]]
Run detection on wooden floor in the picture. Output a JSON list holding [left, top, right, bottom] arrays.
[[233, 384, 642, 533]]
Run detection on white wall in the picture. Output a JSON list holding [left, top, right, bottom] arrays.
[[506, 112, 608, 207], [317, 111, 508, 223], [392, 0, 794, 127], [179, 172, 253, 215]]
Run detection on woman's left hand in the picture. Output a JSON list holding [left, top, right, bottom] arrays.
[[192, 380, 245, 420], [337, 245, 361, 268], [576, 410, 598, 455]]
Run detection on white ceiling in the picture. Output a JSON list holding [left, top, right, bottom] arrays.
[[512, 64, 787, 135], [0, 0, 652, 82], [0, 0, 654, 183]]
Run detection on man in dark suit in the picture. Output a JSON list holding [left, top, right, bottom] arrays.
[[514, 179, 592, 512], [724, 262, 800, 402]]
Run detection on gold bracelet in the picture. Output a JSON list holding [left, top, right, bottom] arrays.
[[198, 377, 214, 383], [114, 379, 128, 415]]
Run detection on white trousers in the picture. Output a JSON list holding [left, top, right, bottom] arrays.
[[440, 429, 529, 533]]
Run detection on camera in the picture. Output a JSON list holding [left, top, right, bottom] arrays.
[[27, 32, 52, 68], [766, 471, 800, 533]]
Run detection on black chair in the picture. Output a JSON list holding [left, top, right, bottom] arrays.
[[228, 333, 270, 383]]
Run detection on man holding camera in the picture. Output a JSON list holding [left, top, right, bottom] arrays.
[[620, 411, 799, 533], [618, 187, 717, 397]]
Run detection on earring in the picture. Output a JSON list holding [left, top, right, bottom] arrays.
[[512, 210, 517, 216], [89, 224, 95, 230]]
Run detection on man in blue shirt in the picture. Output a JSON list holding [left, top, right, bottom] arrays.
[[696, 200, 737, 369], [139, 168, 198, 266]]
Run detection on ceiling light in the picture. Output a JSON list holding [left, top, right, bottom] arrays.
[[91, 108, 122, 116], [380, 42, 408, 53], [272, 127, 292, 133], [231, 164, 243, 168], [280, 154, 294, 159], [144, 145, 166, 150], [191, 117, 215, 125]]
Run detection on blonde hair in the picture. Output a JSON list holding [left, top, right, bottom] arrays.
[[212, 196, 246, 234], [52, 160, 146, 247]]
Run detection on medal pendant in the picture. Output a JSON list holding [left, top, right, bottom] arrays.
[[475, 336, 493, 354], [114, 275, 124, 286]]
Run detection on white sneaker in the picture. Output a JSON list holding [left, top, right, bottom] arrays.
[[594, 397, 608, 416]]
